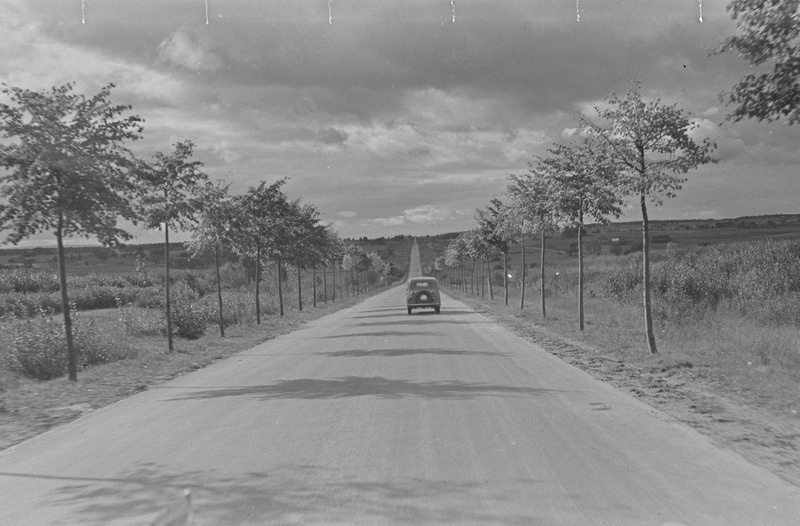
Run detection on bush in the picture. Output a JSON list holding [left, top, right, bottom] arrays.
[[182, 271, 215, 297], [0, 270, 60, 294], [135, 287, 165, 309], [2, 312, 134, 380], [72, 286, 139, 310], [166, 283, 215, 339], [0, 293, 61, 317]]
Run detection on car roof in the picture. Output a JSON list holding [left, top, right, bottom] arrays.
[[409, 277, 437, 283]]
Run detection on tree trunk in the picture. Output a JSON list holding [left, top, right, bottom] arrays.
[[641, 193, 658, 353], [56, 214, 77, 381], [540, 231, 546, 318], [578, 222, 584, 331], [255, 245, 261, 325], [332, 264, 336, 302], [481, 258, 485, 298], [215, 245, 225, 337], [313, 265, 317, 308], [323, 265, 328, 304], [277, 259, 285, 317], [487, 258, 494, 300], [503, 251, 508, 306], [164, 222, 174, 351], [471, 260, 476, 295], [297, 265, 303, 312], [519, 233, 526, 310]]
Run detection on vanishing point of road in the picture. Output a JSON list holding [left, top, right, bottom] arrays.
[[1, 256, 799, 524]]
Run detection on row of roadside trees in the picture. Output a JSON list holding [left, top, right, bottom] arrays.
[[0, 82, 393, 381], [440, 81, 715, 354], [439, 0, 798, 355]]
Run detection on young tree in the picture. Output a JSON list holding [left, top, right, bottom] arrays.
[[187, 180, 232, 337], [476, 198, 515, 305], [507, 169, 559, 316], [138, 140, 208, 352], [0, 82, 143, 381], [284, 201, 322, 312], [582, 81, 716, 353], [444, 236, 464, 291], [715, 0, 800, 124], [233, 179, 289, 322], [444, 237, 466, 291], [542, 137, 623, 330]]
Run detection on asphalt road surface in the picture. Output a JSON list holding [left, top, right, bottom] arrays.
[[1, 290, 800, 525]]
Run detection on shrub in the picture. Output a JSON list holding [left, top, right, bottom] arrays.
[[0, 293, 61, 317], [182, 271, 215, 297], [135, 287, 165, 309], [2, 312, 134, 380], [72, 286, 139, 310], [165, 283, 215, 339], [0, 270, 60, 294]]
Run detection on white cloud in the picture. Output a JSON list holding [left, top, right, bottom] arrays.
[[0, 3, 188, 105], [211, 140, 241, 164], [373, 205, 454, 226], [157, 29, 223, 73], [338, 211, 357, 218]]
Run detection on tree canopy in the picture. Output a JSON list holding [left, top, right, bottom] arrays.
[[0, 82, 143, 246], [716, 0, 800, 124]]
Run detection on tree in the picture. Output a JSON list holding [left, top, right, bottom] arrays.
[[476, 198, 515, 305], [541, 137, 623, 330], [444, 237, 467, 291], [138, 140, 208, 351], [507, 168, 559, 316], [187, 180, 232, 337], [284, 201, 323, 312], [0, 82, 143, 381], [233, 179, 289, 323], [582, 81, 715, 353], [716, 0, 800, 124]]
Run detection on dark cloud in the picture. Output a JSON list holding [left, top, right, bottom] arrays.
[[318, 127, 349, 146]]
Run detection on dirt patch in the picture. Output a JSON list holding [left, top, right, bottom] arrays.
[[454, 294, 800, 488]]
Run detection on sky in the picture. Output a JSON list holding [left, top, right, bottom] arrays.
[[1, 0, 798, 245]]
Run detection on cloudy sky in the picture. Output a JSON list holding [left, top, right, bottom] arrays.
[[1, 0, 798, 244]]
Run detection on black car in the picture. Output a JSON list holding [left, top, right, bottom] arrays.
[[406, 277, 441, 314]]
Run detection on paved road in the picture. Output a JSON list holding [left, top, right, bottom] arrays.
[[409, 240, 423, 277], [1, 289, 800, 525]]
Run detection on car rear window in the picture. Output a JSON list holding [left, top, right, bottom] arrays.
[[411, 281, 435, 288]]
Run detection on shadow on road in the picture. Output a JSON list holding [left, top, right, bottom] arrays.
[[352, 309, 478, 319], [351, 317, 491, 327], [314, 331, 438, 339], [7, 463, 548, 524], [317, 348, 510, 358], [165, 376, 563, 402]]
